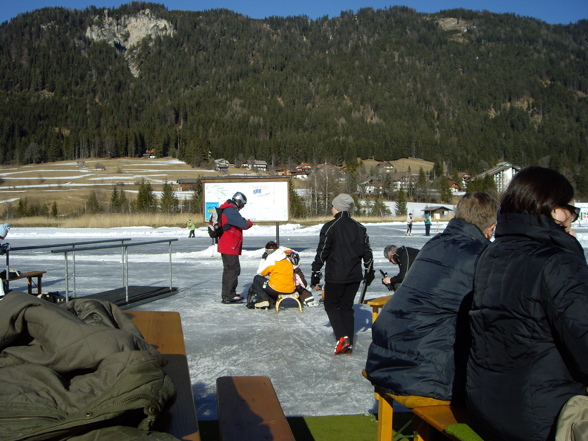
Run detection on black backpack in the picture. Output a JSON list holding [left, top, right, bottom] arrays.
[[207, 207, 225, 239], [246, 285, 258, 309]]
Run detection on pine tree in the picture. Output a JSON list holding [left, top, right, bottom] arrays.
[[370, 198, 391, 217], [439, 177, 453, 203], [110, 186, 122, 213], [189, 179, 203, 214], [160, 180, 178, 214], [85, 190, 102, 214], [136, 180, 156, 213], [50, 201, 58, 217], [289, 183, 305, 219], [119, 190, 129, 213], [395, 188, 407, 217]]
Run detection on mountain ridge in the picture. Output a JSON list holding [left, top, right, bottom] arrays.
[[1, 3, 587, 192]]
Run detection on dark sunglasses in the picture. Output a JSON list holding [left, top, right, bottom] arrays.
[[562, 203, 580, 223]]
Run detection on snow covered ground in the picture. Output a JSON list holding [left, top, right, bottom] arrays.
[[5, 221, 588, 421]]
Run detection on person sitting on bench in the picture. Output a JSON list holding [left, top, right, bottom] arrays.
[[248, 241, 308, 309], [366, 193, 497, 404], [467, 167, 588, 441]]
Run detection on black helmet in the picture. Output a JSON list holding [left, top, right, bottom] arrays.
[[232, 192, 247, 209], [286, 251, 300, 266]]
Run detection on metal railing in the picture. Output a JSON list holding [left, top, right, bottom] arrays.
[[51, 239, 178, 302], [4, 239, 132, 292]]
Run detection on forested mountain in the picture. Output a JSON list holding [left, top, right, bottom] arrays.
[[1, 3, 587, 191]]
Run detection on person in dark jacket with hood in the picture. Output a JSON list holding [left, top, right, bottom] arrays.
[[218, 192, 253, 304], [311, 193, 374, 355], [381, 244, 420, 291], [366, 193, 497, 403], [466, 167, 588, 441]]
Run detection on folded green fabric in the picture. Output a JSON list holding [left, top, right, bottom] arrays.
[[445, 423, 484, 441]]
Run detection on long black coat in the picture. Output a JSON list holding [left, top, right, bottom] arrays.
[[311, 211, 373, 283], [366, 218, 490, 401], [467, 213, 588, 441]]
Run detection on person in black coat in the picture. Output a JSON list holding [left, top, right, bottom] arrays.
[[466, 167, 588, 441], [311, 193, 374, 355], [381, 245, 420, 291], [366, 193, 497, 403]]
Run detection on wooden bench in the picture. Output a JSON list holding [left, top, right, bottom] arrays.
[[363, 370, 483, 441], [216, 376, 295, 441], [125, 310, 201, 441], [363, 294, 392, 322], [2, 270, 46, 295]]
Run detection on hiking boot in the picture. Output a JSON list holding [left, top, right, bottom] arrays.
[[221, 295, 244, 304], [303, 296, 319, 307], [254, 300, 270, 309], [334, 336, 352, 355]]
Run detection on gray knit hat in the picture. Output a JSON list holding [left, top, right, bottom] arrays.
[[332, 193, 353, 212], [0, 224, 10, 239]]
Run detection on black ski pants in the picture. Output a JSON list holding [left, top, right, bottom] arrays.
[[221, 254, 240, 301], [323, 281, 361, 345]]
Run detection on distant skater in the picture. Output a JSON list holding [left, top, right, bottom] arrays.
[[424, 213, 431, 236], [187, 219, 196, 238], [406, 213, 413, 236]]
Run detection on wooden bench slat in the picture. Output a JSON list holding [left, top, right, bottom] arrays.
[[126, 310, 201, 441], [2, 270, 46, 295], [363, 369, 483, 441], [363, 294, 392, 322], [217, 376, 295, 441]]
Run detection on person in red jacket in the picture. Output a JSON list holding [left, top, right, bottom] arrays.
[[218, 192, 253, 304]]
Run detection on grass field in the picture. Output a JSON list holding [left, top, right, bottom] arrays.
[[0, 156, 433, 227], [198, 414, 381, 441]]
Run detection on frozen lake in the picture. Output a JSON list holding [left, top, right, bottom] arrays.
[[4, 220, 588, 421]]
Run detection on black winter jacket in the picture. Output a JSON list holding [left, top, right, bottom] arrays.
[[467, 213, 588, 441], [366, 218, 490, 401], [311, 211, 373, 283], [385, 245, 420, 290]]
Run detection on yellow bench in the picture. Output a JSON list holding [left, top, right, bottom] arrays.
[[125, 310, 201, 441], [364, 295, 392, 322], [363, 370, 483, 441]]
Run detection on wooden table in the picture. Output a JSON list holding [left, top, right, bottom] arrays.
[[364, 294, 392, 322], [125, 310, 201, 441]]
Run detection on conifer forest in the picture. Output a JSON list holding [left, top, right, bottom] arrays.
[[1, 3, 587, 193]]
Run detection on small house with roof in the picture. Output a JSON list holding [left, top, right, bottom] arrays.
[[475, 162, 520, 193], [423, 205, 454, 219]]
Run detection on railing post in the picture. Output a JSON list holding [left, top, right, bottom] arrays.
[[169, 240, 173, 289], [64, 252, 70, 301], [124, 246, 129, 304]]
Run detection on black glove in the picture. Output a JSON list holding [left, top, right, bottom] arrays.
[[310, 271, 322, 287], [0, 243, 9, 255], [365, 269, 375, 286]]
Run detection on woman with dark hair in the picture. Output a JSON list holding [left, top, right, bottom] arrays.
[[466, 167, 588, 441]]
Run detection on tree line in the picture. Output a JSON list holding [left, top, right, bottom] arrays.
[[0, 4, 587, 194]]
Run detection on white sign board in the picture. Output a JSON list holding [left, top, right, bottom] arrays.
[[203, 179, 289, 222]]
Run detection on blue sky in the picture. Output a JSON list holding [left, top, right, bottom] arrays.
[[1, 0, 587, 25]]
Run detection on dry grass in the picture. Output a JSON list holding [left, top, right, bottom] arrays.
[[0, 157, 244, 214], [4, 213, 414, 229], [0, 157, 427, 228]]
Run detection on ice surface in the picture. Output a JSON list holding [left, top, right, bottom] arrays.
[[4, 221, 588, 421]]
